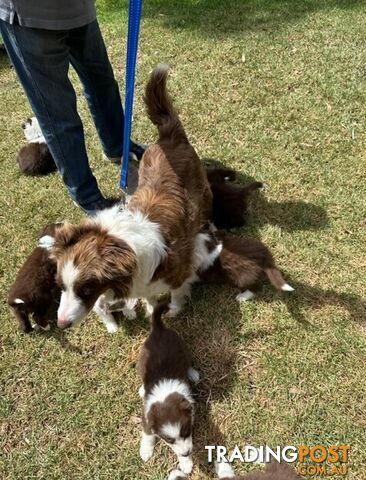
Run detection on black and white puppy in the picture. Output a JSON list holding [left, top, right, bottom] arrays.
[[138, 302, 199, 475], [18, 117, 56, 176]]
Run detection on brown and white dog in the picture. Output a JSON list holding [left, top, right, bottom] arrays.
[[138, 302, 199, 475], [17, 117, 56, 176], [8, 223, 62, 332], [198, 231, 294, 302], [51, 64, 212, 332]]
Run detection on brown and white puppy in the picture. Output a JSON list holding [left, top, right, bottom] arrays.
[[198, 231, 294, 302], [17, 117, 56, 176], [52, 64, 212, 332], [206, 167, 263, 229], [216, 460, 303, 479], [8, 223, 62, 332], [138, 302, 199, 475]]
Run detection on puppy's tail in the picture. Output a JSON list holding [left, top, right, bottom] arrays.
[[144, 64, 188, 144], [265, 268, 295, 292], [151, 302, 169, 331]]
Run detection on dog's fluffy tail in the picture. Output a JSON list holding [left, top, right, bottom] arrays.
[[144, 64, 188, 144], [151, 302, 169, 331], [265, 267, 294, 292]]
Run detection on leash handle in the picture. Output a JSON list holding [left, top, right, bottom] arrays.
[[120, 0, 143, 189]]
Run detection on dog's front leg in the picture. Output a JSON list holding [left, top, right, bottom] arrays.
[[143, 297, 157, 316], [177, 454, 193, 475], [168, 281, 192, 317], [93, 291, 119, 333], [140, 430, 156, 461]]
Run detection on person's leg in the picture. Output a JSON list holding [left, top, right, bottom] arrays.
[[67, 20, 145, 161], [0, 19, 107, 213]]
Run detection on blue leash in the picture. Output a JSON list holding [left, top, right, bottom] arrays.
[[120, 0, 143, 189]]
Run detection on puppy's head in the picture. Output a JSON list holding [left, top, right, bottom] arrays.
[[146, 390, 194, 457], [52, 222, 137, 329], [22, 117, 43, 143]]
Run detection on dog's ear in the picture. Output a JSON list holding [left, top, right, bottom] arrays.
[[51, 222, 98, 259], [100, 234, 137, 278], [99, 234, 137, 298]]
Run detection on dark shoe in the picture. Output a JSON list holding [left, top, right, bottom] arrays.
[[74, 197, 121, 217], [104, 142, 147, 164]]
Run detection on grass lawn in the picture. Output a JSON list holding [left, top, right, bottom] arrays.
[[1, 0, 366, 478]]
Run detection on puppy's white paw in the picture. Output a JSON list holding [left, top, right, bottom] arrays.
[[140, 443, 154, 462], [188, 367, 200, 384], [123, 308, 137, 320], [138, 385, 145, 398], [236, 290, 255, 302], [105, 322, 119, 334], [33, 324, 50, 332], [167, 304, 181, 317], [178, 456, 193, 475], [144, 301, 155, 316], [168, 469, 187, 480], [215, 461, 236, 478]]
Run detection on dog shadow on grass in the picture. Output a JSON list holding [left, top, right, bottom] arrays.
[[256, 279, 366, 327]]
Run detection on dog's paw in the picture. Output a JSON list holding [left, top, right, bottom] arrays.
[[105, 322, 119, 334], [178, 456, 193, 475], [138, 385, 145, 398], [123, 308, 137, 320], [167, 304, 182, 317], [33, 324, 50, 332], [236, 290, 255, 302], [144, 301, 155, 316], [168, 469, 187, 480], [140, 443, 154, 462], [188, 367, 200, 384]]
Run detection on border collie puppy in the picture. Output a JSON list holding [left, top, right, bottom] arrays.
[[216, 460, 303, 479], [206, 167, 263, 229], [198, 231, 294, 302], [18, 117, 56, 176], [52, 65, 212, 331], [138, 302, 199, 475], [8, 223, 62, 332]]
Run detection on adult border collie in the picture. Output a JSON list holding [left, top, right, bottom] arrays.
[[52, 64, 213, 331]]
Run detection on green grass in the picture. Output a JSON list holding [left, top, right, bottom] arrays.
[[1, 1, 366, 478]]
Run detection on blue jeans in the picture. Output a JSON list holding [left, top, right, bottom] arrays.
[[0, 18, 128, 212]]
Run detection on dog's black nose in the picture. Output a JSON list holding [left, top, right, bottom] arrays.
[[21, 122, 26, 129]]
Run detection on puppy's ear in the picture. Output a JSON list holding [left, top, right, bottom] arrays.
[[180, 399, 193, 413], [38, 222, 63, 238]]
